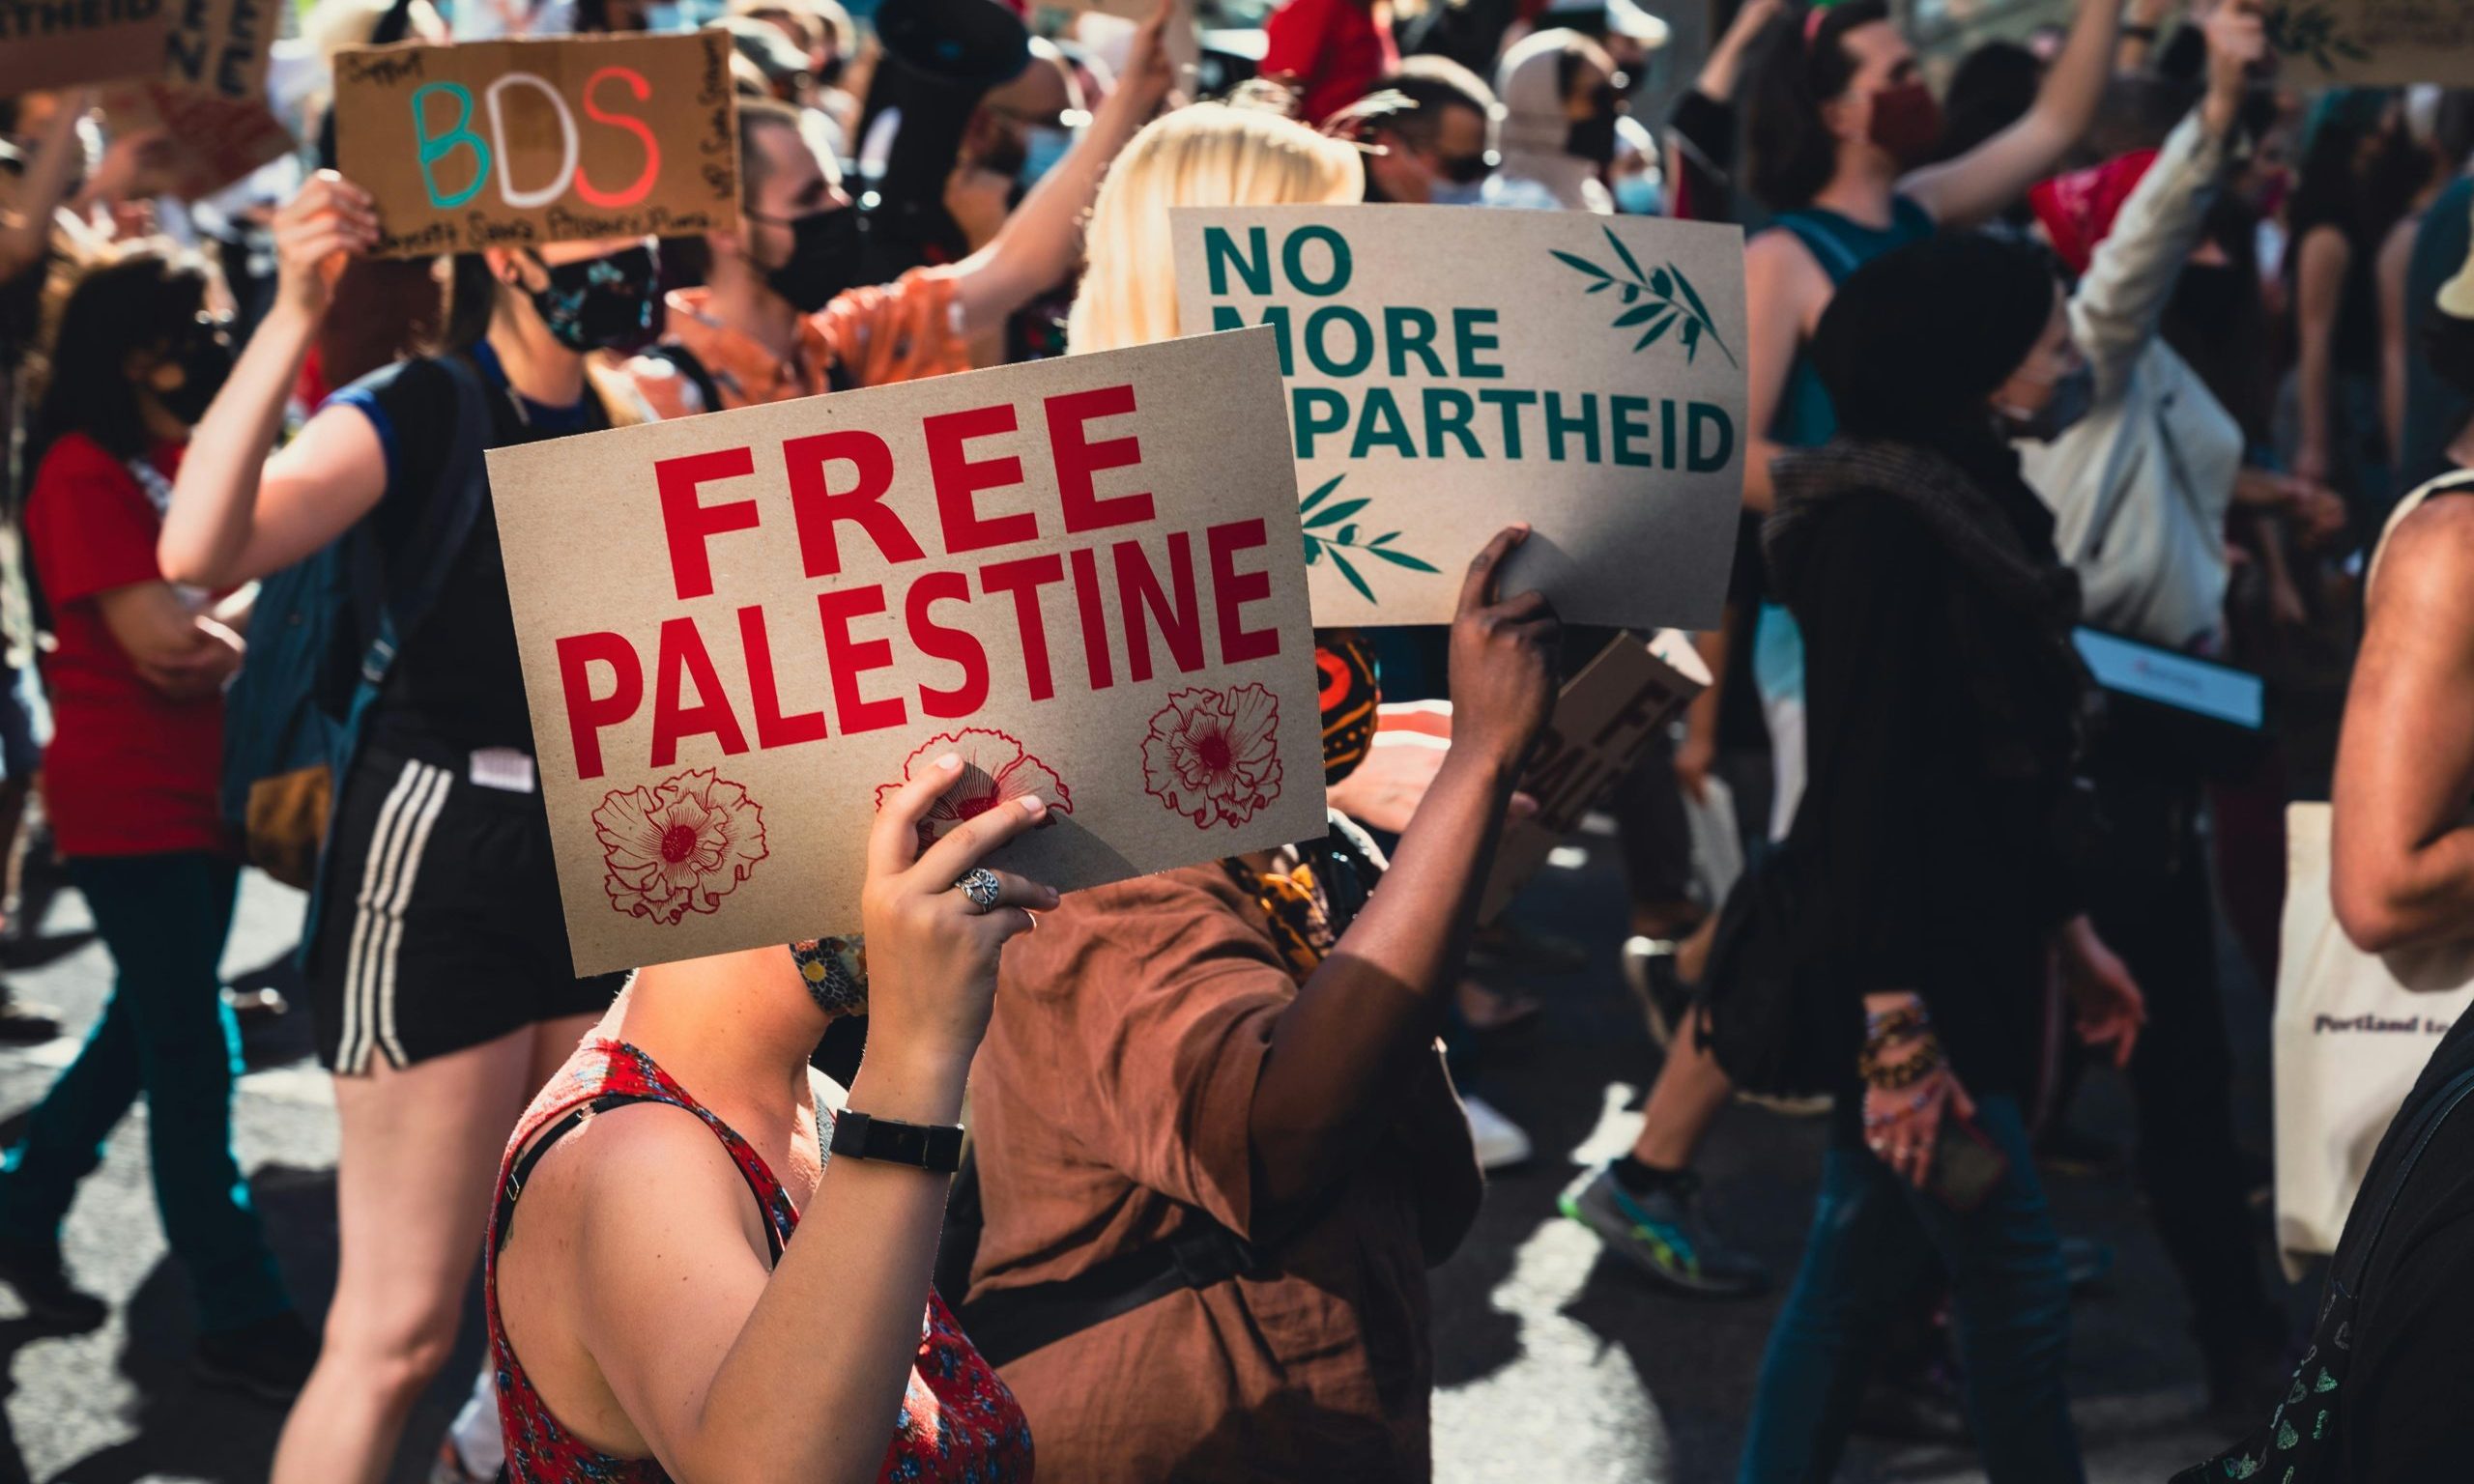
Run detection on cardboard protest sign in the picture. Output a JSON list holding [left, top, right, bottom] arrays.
[[2267, 0, 2474, 85], [1172, 205, 1748, 630], [161, 0, 275, 101], [0, 0, 175, 95], [332, 30, 738, 259], [1482, 630, 1709, 923], [100, 80, 293, 201], [488, 328, 1326, 975]]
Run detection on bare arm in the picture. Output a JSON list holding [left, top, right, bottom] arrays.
[[1247, 528, 1558, 1236], [1739, 230, 1824, 514], [0, 93, 89, 286], [158, 174, 386, 589], [2379, 214, 2418, 460], [2290, 224, 2348, 487], [949, 1, 1175, 337], [2332, 498, 2474, 952], [1695, 0, 1784, 106], [544, 764, 1057, 1482], [1898, 0, 2123, 229]]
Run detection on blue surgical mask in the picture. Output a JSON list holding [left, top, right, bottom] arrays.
[[1613, 174, 1662, 215], [1021, 125, 1076, 187], [1429, 179, 1485, 207]]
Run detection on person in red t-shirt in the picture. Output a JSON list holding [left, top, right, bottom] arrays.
[[1260, 0, 1401, 126], [0, 243, 311, 1396]]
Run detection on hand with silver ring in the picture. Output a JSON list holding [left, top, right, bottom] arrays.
[[954, 868, 1004, 914]]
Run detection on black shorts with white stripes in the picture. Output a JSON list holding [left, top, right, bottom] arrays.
[[309, 745, 626, 1074]]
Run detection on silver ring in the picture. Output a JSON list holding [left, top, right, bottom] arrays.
[[954, 868, 1003, 914]]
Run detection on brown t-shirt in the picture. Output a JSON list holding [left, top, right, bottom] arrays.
[[966, 864, 1482, 1483]]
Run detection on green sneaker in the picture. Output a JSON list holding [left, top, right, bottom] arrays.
[[1559, 1163, 1770, 1298]]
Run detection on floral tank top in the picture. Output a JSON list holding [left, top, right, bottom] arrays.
[[485, 1038, 1035, 1482]]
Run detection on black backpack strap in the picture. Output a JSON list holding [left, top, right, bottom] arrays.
[[494, 1090, 790, 1266], [359, 354, 494, 691], [959, 1213, 1263, 1370], [644, 339, 728, 417]]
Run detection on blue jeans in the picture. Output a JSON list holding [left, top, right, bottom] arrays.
[[0, 853, 290, 1333], [1740, 1096, 2082, 1484]]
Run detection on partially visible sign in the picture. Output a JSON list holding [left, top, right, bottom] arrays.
[[2268, 0, 2474, 85], [333, 31, 738, 258], [0, 0, 176, 95], [101, 81, 293, 201], [2073, 628, 2265, 729], [1172, 204, 1748, 629], [163, 0, 275, 101], [1482, 631, 1709, 923], [486, 328, 1326, 975]]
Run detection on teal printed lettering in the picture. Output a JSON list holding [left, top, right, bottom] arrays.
[[414, 81, 490, 210]]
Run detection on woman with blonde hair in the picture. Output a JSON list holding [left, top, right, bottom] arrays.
[[963, 99, 1560, 1483]]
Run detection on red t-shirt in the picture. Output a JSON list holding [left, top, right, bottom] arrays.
[[1260, 0, 1398, 126], [24, 433, 230, 858]]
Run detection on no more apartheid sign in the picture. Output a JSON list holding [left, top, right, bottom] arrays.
[[1172, 204, 1749, 630], [488, 328, 1326, 975]]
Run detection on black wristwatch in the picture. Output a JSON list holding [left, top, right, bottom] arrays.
[[829, 1110, 964, 1173]]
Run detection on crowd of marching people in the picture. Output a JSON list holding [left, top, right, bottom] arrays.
[[5, 0, 2474, 1477]]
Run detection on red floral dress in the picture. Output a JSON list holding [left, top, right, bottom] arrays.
[[486, 1038, 1035, 1482]]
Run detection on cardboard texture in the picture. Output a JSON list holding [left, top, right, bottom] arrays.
[[101, 80, 292, 200], [2268, 0, 2474, 85], [487, 328, 1326, 976], [1171, 204, 1748, 630], [1481, 630, 1709, 923], [161, 0, 275, 101], [332, 31, 739, 258], [0, 0, 176, 94]]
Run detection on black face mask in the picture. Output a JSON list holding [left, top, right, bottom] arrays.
[[1565, 82, 1622, 166], [525, 245, 661, 354], [753, 206, 864, 315], [156, 323, 236, 426]]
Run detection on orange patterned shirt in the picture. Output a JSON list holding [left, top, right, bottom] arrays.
[[626, 271, 970, 417]]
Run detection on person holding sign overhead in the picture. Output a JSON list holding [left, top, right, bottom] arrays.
[[962, 98, 1557, 1483], [625, 0, 1173, 418], [482, 764, 1050, 1483], [156, 172, 664, 1483]]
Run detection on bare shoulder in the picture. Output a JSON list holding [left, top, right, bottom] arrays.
[[2372, 493, 2474, 639], [1744, 228, 1825, 289], [514, 1099, 751, 1233]]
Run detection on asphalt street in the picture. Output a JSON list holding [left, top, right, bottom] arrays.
[[0, 813, 2288, 1482]]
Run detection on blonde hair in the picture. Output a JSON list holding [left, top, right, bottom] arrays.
[[1067, 102, 1364, 355]]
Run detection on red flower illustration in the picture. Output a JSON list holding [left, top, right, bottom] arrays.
[[1140, 684, 1284, 829], [874, 728, 1073, 852], [592, 768, 768, 925]]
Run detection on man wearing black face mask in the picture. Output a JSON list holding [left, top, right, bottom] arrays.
[[628, 17, 1173, 419]]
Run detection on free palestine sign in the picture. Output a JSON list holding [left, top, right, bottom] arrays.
[[1172, 204, 1749, 629], [488, 328, 1326, 975]]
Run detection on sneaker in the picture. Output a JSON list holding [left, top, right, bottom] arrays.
[[195, 1310, 319, 1403], [1462, 1094, 1534, 1172], [0, 1238, 106, 1330], [1559, 1162, 1770, 1298]]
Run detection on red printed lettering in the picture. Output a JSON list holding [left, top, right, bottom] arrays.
[[737, 604, 827, 749], [817, 585, 906, 735], [1066, 546, 1113, 692], [650, 616, 750, 766], [657, 446, 760, 601], [1207, 518, 1280, 664], [784, 429, 921, 577], [555, 631, 643, 781], [979, 554, 1063, 702], [924, 405, 1037, 555], [906, 571, 990, 718], [574, 66, 660, 208], [1113, 532, 1202, 683], [1047, 384, 1153, 533]]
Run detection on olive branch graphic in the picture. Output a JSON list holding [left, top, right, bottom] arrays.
[[2263, 1, 2372, 71], [1297, 473, 1439, 604], [1552, 226, 1739, 368]]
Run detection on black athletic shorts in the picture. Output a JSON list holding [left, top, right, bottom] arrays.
[[310, 744, 625, 1073]]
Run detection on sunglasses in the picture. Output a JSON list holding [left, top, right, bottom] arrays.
[[1435, 151, 1495, 185]]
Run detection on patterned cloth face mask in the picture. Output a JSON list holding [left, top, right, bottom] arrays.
[[524, 244, 661, 355], [788, 936, 868, 1018]]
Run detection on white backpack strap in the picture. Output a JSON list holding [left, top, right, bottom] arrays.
[[2368, 470, 2474, 598]]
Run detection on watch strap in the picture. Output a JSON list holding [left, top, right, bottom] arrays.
[[829, 1109, 964, 1173]]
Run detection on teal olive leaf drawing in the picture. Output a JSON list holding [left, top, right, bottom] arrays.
[[2262, 1, 2373, 70], [1297, 473, 1440, 604], [1552, 227, 1739, 367]]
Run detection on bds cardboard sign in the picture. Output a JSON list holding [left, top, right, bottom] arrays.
[[0, 0, 175, 95], [1172, 206, 1748, 629], [488, 328, 1325, 975], [1482, 630, 1708, 922], [2269, 0, 2474, 85], [333, 31, 738, 259]]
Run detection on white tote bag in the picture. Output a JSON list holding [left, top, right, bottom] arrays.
[[2271, 471, 2474, 1277]]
